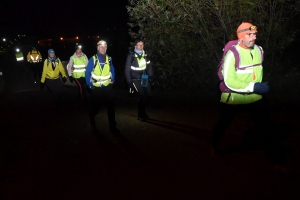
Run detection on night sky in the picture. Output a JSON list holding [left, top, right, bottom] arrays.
[[0, 0, 129, 37]]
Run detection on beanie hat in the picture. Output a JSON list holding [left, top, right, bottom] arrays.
[[134, 38, 145, 46], [48, 49, 55, 55], [237, 22, 258, 39]]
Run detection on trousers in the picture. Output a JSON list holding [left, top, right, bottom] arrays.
[[89, 84, 116, 128], [132, 79, 152, 117]]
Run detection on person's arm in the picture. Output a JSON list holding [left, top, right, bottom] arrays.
[[41, 60, 47, 83], [145, 53, 153, 79], [58, 58, 67, 78], [125, 53, 133, 84], [223, 51, 255, 93], [38, 51, 42, 61], [67, 56, 73, 76], [85, 57, 94, 88], [110, 57, 115, 83]]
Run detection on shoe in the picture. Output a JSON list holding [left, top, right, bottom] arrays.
[[110, 127, 120, 134]]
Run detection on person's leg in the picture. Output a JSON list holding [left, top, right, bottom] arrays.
[[211, 103, 240, 155], [133, 80, 147, 120], [246, 99, 290, 172], [104, 84, 118, 132], [74, 78, 84, 99], [89, 87, 102, 126], [33, 63, 38, 83]]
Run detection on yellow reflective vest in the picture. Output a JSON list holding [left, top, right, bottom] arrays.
[[91, 55, 111, 87], [27, 50, 42, 63]]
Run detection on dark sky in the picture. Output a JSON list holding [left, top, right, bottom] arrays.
[[0, 0, 129, 37]]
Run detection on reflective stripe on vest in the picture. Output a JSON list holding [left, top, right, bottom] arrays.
[[16, 53, 24, 61], [131, 52, 147, 71], [72, 56, 87, 75], [30, 55, 40, 62], [91, 55, 111, 87]]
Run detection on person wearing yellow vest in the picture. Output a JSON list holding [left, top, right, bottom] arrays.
[[85, 40, 119, 134], [40, 49, 67, 107], [211, 22, 290, 173], [67, 45, 88, 101], [15, 48, 24, 62], [27, 46, 43, 83], [125, 38, 153, 122]]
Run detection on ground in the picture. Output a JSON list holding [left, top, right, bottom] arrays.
[[0, 53, 300, 200]]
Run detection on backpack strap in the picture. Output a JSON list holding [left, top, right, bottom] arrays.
[[93, 55, 99, 69], [228, 46, 240, 70]]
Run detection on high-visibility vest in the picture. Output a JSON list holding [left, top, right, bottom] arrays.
[[91, 55, 111, 87], [221, 45, 263, 104], [72, 56, 87, 78], [27, 50, 42, 63], [131, 52, 150, 71], [15, 52, 24, 61]]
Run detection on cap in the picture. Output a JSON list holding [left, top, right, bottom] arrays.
[[48, 49, 55, 55], [237, 22, 258, 39], [97, 40, 107, 46]]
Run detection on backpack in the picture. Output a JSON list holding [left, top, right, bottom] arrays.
[[217, 40, 264, 93]]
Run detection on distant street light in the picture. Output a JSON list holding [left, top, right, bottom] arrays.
[[3, 38, 6, 42], [60, 37, 63, 40]]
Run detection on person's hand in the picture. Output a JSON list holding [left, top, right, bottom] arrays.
[[254, 82, 269, 94], [62, 77, 67, 83], [40, 82, 45, 90], [69, 76, 74, 83]]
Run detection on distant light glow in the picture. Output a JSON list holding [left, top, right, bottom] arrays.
[[3, 38, 6, 41], [60, 37, 63, 40], [76, 37, 79, 39], [16, 48, 20, 52]]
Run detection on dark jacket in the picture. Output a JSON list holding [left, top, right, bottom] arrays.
[[125, 51, 153, 84]]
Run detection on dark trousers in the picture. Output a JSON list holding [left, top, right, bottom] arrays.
[[74, 77, 86, 99], [46, 78, 63, 105], [89, 84, 116, 128], [133, 80, 152, 117], [212, 99, 287, 165], [29, 63, 42, 82]]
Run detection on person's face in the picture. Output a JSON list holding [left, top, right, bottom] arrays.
[[49, 52, 55, 58], [135, 42, 144, 51], [76, 48, 82, 54], [241, 32, 257, 48], [97, 45, 107, 54]]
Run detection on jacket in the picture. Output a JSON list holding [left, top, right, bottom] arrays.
[[125, 51, 153, 84], [41, 57, 67, 83], [221, 44, 264, 104], [27, 50, 42, 63]]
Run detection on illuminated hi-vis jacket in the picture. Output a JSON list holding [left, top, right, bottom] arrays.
[[27, 50, 42, 63], [125, 51, 153, 84], [85, 54, 116, 88], [221, 44, 264, 104], [131, 52, 149, 71], [41, 57, 67, 83], [67, 53, 88, 78], [15, 52, 24, 61]]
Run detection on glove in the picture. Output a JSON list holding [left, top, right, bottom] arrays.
[[40, 82, 45, 90], [253, 82, 269, 94], [29, 60, 33, 63], [62, 77, 67, 83]]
